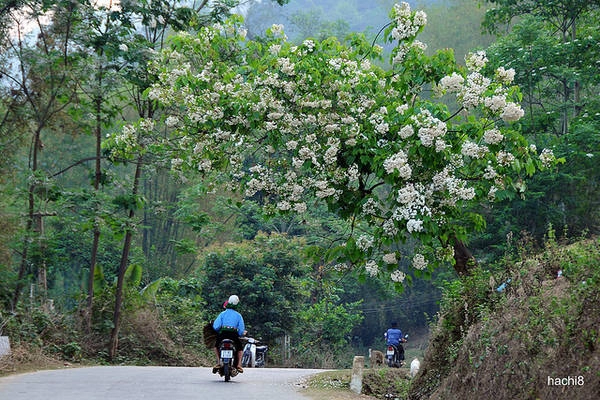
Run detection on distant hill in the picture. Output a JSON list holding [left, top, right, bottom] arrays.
[[243, 0, 492, 61]]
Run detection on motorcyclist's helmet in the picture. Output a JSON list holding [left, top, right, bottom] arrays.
[[225, 295, 239, 308]]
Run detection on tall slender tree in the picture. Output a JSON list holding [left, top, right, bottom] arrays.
[[0, 1, 81, 309], [105, 0, 292, 360]]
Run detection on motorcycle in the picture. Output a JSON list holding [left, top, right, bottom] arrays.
[[385, 334, 408, 368], [217, 338, 239, 382], [241, 337, 268, 368]]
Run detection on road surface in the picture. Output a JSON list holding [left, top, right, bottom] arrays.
[[0, 366, 323, 400]]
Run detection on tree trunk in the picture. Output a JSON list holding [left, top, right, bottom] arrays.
[[12, 127, 43, 310], [86, 73, 104, 333], [86, 228, 100, 331], [108, 155, 143, 360], [452, 237, 477, 276], [571, 20, 581, 118]]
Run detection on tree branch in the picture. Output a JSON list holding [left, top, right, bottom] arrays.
[[51, 156, 107, 178]]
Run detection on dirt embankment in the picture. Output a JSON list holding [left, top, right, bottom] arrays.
[[409, 239, 600, 400]]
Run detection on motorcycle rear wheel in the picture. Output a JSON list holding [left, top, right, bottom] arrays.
[[223, 364, 230, 382]]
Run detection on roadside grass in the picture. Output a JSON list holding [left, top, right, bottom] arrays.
[[302, 367, 414, 400], [0, 343, 76, 376]]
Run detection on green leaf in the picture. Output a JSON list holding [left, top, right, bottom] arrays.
[[124, 263, 143, 289], [140, 278, 163, 302], [93, 264, 107, 297]]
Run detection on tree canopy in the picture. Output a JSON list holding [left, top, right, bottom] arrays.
[[138, 3, 560, 283]]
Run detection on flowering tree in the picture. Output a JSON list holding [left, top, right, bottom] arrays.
[[131, 3, 558, 283]]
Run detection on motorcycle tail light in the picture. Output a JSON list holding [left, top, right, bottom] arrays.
[[223, 342, 232, 349], [388, 346, 394, 351]]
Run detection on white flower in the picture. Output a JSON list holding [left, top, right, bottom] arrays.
[[488, 186, 498, 200], [460, 72, 490, 110], [165, 115, 179, 128], [418, 127, 434, 146], [139, 118, 155, 131], [293, 202, 307, 213], [269, 44, 281, 55], [362, 198, 378, 216], [496, 67, 515, 84], [383, 253, 398, 264], [277, 57, 295, 75], [119, 43, 128, 52], [397, 183, 423, 205], [391, 270, 406, 282], [399, 125, 414, 139], [365, 260, 379, 277], [539, 148, 556, 167], [396, 104, 409, 114], [497, 151, 516, 166], [483, 128, 504, 145], [412, 253, 428, 270], [392, 45, 408, 64], [356, 234, 375, 251], [484, 95, 507, 113], [171, 158, 183, 169], [465, 51, 488, 72], [439, 72, 464, 93], [270, 24, 285, 37], [529, 144, 537, 153], [197, 159, 212, 172], [347, 164, 359, 183], [383, 150, 412, 179], [461, 141, 488, 159], [406, 219, 423, 232], [414, 11, 427, 26], [383, 219, 399, 237], [277, 201, 291, 211], [501, 102, 524, 122], [483, 165, 497, 180]]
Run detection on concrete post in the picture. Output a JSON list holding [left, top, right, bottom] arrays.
[[350, 355, 364, 394], [0, 336, 10, 358]]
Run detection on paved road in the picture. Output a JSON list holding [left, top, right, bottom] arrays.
[[0, 366, 323, 400]]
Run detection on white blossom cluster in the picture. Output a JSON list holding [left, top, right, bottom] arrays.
[[141, 4, 558, 283], [539, 148, 556, 167], [390, 2, 427, 41], [365, 260, 379, 277], [436, 50, 526, 125], [356, 234, 375, 251], [383, 150, 412, 178], [390, 270, 406, 282], [412, 253, 428, 270]]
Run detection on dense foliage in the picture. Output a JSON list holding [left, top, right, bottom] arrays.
[[456, 0, 600, 264]]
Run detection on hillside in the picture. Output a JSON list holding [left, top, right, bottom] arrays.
[[408, 237, 599, 400], [244, 0, 492, 60]]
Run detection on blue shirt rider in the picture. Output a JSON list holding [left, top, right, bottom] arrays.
[[384, 322, 406, 363], [385, 321, 403, 345], [213, 295, 246, 373]]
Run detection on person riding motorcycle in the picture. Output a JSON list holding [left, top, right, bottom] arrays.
[[384, 321, 406, 364], [213, 295, 246, 373]]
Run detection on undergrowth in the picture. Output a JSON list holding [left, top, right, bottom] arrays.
[[409, 233, 600, 400]]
